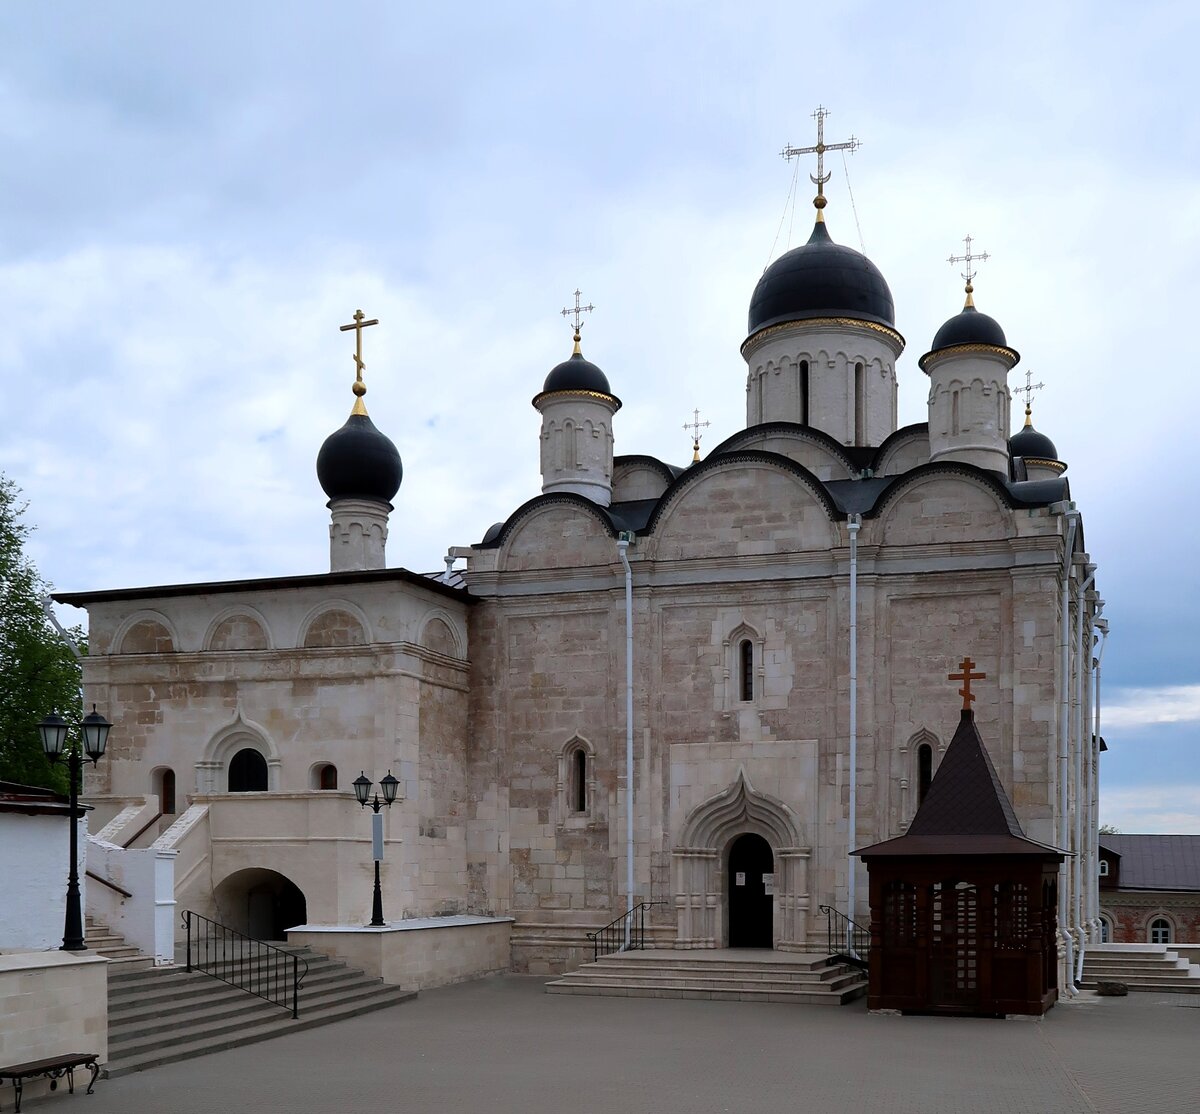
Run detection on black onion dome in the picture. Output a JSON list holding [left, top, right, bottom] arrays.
[[540, 352, 613, 395], [532, 349, 622, 409], [929, 303, 1009, 351], [748, 221, 896, 335], [1009, 421, 1059, 461], [316, 413, 402, 504]]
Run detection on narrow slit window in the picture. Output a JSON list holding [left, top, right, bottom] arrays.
[[951, 390, 960, 436], [571, 748, 587, 813], [917, 744, 933, 806], [799, 360, 810, 426], [160, 769, 176, 815], [854, 362, 865, 443], [740, 640, 754, 702]]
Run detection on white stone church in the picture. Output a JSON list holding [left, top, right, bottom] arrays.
[[58, 146, 1105, 994]]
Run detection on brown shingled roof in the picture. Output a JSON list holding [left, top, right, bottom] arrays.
[[855, 710, 1062, 859], [1100, 834, 1200, 892]]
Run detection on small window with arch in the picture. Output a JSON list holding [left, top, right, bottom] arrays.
[[1149, 917, 1172, 945], [1098, 858, 1109, 878], [318, 764, 338, 791], [917, 744, 933, 806], [739, 640, 754, 702]]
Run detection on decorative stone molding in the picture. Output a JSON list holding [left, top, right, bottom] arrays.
[[672, 771, 810, 950]]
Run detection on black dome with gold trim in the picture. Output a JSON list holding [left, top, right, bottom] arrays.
[[748, 221, 896, 335]]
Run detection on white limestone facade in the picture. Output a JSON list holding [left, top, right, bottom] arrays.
[[57, 203, 1102, 997]]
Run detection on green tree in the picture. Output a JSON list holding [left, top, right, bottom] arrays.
[[0, 475, 82, 793]]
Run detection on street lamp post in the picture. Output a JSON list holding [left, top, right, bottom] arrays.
[[353, 770, 399, 927], [38, 706, 112, 952]]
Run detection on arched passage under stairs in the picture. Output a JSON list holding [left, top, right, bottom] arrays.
[[213, 868, 307, 941]]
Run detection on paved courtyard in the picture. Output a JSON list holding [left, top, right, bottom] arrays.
[[38, 978, 1200, 1113]]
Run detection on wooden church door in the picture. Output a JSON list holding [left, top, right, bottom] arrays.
[[727, 834, 774, 948]]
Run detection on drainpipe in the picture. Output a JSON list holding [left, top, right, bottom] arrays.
[[617, 535, 635, 948], [846, 513, 861, 954], [1090, 617, 1109, 933], [1072, 565, 1096, 986], [1054, 505, 1079, 994]]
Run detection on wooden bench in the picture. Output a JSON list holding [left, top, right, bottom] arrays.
[[0, 1053, 99, 1113]]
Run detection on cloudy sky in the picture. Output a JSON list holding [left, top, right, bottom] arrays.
[[1, 2, 1196, 831]]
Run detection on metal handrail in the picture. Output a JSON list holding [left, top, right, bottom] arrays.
[[818, 903, 870, 970], [182, 910, 308, 1019], [586, 901, 667, 961]]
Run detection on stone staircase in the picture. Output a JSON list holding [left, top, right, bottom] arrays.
[[84, 915, 154, 969], [104, 947, 416, 1077], [545, 948, 867, 1005], [1080, 945, 1200, 994]]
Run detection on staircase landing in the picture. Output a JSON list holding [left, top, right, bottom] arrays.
[[1081, 945, 1200, 994], [546, 948, 867, 1005]]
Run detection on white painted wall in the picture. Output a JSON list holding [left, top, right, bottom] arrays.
[[0, 811, 85, 952]]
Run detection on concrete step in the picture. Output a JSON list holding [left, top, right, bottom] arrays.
[[103, 948, 416, 1078], [547, 977, 866, 1005], [82, 916, 156, 969], [546, 950, 866, 1006], [1079, 978, 1200, 994], [105, 987, 415, 1078]]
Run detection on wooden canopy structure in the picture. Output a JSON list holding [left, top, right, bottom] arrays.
[[855, 706, 1064, 1017]]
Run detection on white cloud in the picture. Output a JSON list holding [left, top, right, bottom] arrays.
[[1103, 686, 1200, 729], [1101, 786, 1200, 835]]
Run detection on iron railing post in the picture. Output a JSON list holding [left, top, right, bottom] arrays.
[[185, 911, 192, 972], [292, 953, 299, 1020]]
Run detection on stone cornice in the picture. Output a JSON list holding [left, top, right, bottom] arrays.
[[741, 316, 905, 360]]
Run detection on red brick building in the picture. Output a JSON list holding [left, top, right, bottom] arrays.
[[1098, 835, 1200, 944]]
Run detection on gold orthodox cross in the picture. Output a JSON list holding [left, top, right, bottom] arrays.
[[339, 309, 379, 414], [948, 657, 986, 710], [684, 408, 711, 463], [1015, 370, 1045, 422], [780, 105, 860, 216]]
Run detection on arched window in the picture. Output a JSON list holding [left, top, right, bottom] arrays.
[[739, 640, 754, 702], [1098, 859, 1109, 877], [799, 359, 809, 426], [1099, 915, 1112, 943], [318, 764, 338, 791], [917, 744, 933, 805], [229, 748, 268, 793], [1150, 917, 1172, 945], [159, 769, 176, 815], [854, 361, 865, 444], [570, 748, 587, 813]]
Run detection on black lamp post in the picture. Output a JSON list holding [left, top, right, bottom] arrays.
[[38, 705, 112, 952], [353, 770, 399, 927]]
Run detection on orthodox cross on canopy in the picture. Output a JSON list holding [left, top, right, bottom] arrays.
[[339, 309, 380, 414], [1015, 369, 1045, 424], [948, 656, 987, 711], [683, 408, 711, 463], [780, 105, 861, 220], [561, 289, 594, 353], [948, 234, 990, 305]]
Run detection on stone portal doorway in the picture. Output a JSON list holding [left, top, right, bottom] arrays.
[[728, 833, 774, 948]]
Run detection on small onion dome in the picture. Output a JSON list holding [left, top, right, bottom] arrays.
[[748, 221, 896, 335], [1009, 416, 1064, 470], [919, 297, 1019, 370], [532, 344, 622, 410], [316, 413, 403, 504]]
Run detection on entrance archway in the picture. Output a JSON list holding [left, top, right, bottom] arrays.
[[673, 771, 811, 950], [214, 868, 307, 940], [728, 833, 774, 947]]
